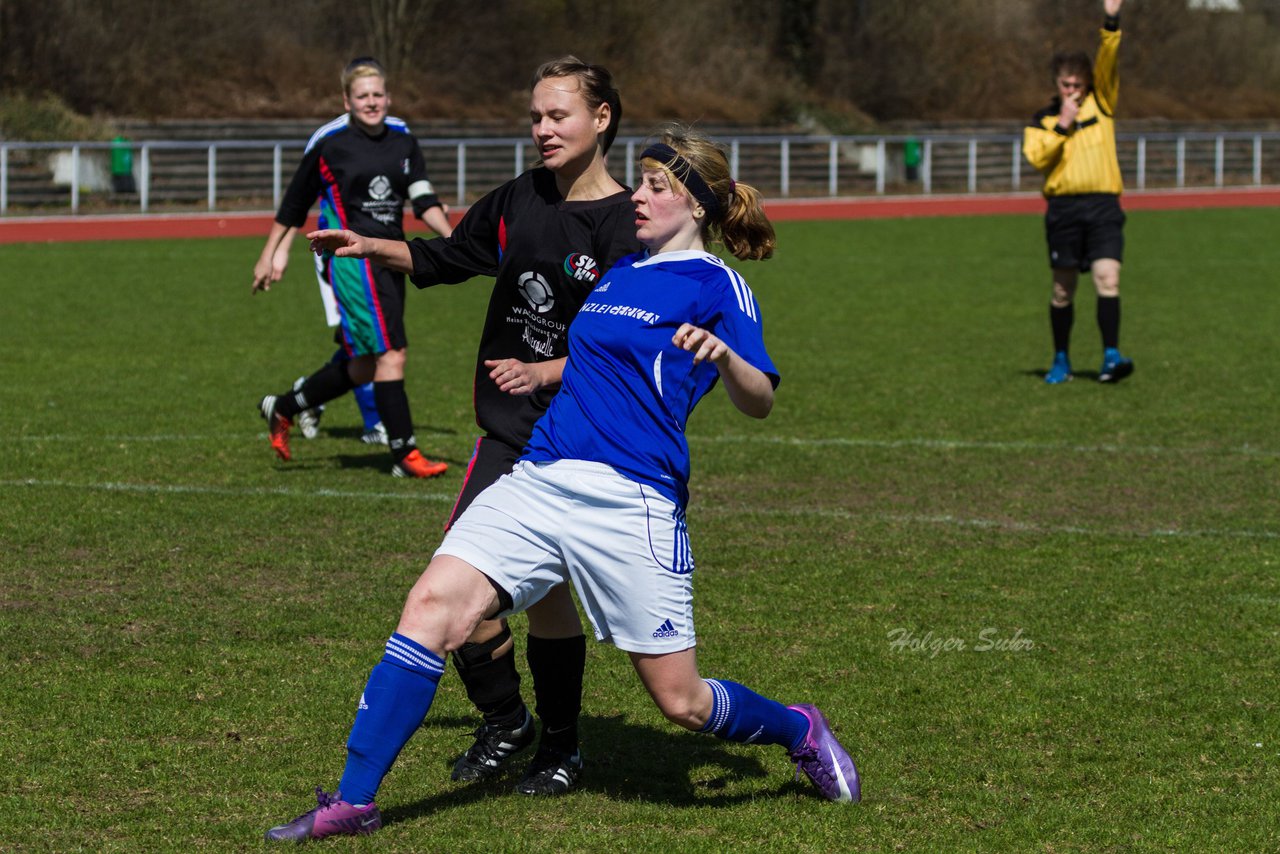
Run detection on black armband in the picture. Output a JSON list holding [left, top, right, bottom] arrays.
[[411, 193, 443, 219], [1104, 14, 1120, 31]]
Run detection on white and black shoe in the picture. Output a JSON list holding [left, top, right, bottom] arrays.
[[361, 421, 388, 445], [514, 745, 583, 796], [450, 709, 535, 782], [293, 377, 324, 439]]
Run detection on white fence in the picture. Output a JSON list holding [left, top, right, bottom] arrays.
[[2, 130, 1279, 215]]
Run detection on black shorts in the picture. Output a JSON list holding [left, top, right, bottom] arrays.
[[445, 436, 523, 530], [1044, 193, 1125, 272]]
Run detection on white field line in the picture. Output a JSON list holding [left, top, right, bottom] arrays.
[[699, 505, 1280, 541], [693, 434, 1280, 458], [1, 478, 452, 503], [4, 478, 1275, 541]]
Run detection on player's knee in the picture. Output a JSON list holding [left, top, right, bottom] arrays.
[[1094, 277, 1120, 297], [400, 579, 485, 651], [378, 348, 408, 371], [650, 690, 705, 731], [346, 356, 376, 385], [1051, 279, 1077, 307], [455, 622, 513, 670], [1092, 261, 1121, 296]]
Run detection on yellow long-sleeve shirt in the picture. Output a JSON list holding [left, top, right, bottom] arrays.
[[1023, 26, 1123, 197]]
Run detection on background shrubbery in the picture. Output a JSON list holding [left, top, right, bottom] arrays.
[[2, 0, 1280, 134]]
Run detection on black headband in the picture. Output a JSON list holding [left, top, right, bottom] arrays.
[[640, 143, 723, 221], [345, 56, 386, 75]]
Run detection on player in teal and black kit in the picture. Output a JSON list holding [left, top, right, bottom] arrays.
[[252, 57, 453, 477]]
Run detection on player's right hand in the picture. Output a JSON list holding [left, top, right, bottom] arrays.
[[308, 228, 370, 258], [1058, 94, 1081, 129], [251, 257, 279, 294]]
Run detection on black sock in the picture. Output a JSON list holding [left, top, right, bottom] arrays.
[[373, 379, 415, 462], [527, 634, 586, 751], [1097, 296, 1121, 350], [452, 624, 527, 730], [275, 360, 355, 419], [1050, 303, 1074, 355]]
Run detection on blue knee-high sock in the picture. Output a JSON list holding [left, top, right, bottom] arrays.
[[352, 382, 380, 430], [700, 679, 810, 752], [338, 633, 445, 804]]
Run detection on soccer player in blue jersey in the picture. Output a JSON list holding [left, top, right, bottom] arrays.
[[265, 128, 860, 842], [252, 57, 453, 477]]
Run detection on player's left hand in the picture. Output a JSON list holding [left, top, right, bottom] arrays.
[[673, 323, 730, 367], [485, 358, 545, 396], [1105, 0, 1122, 16]]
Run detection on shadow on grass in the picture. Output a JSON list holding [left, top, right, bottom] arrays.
[[323, 424, 458, 443], [384, 713, 802, 824], [1025, 368, 1102, 381]]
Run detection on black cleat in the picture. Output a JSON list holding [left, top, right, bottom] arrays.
[[514, 745, 583, 796], [450, 708, 535, 782]]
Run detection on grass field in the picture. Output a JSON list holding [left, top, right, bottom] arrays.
[[2, 207, 1278, 852]]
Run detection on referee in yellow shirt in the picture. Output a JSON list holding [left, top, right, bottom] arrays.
[[1024, 0, 1134, 385]]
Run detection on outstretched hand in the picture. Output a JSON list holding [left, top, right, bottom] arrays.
[[1105, 0, 1122, 16], [307, 228, 374, 259]]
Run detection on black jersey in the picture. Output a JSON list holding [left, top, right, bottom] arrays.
[[276, 115, 442, 240], [407, 167, 642, 449]]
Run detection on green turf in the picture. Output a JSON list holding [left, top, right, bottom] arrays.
[[1, 208, 1278, 851]]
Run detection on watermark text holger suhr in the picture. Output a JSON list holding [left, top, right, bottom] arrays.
[[887, 627, 1034, 658]]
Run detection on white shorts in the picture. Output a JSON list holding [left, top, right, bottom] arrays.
[[435, 459, 696, 653], [314, 253, 341, 327]]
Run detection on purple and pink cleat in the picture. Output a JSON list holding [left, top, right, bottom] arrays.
[[264, 788, 381, 843], [787, 704, 861, 803]]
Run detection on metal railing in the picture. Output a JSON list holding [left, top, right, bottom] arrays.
[[2, 130, 1278, 215]]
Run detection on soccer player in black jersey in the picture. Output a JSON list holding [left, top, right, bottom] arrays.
[[1024, 0, 1134, 385], [252, 57, 453, 476], [305, 57, 640, 796]]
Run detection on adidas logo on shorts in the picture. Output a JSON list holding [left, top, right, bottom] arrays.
[[651, 619, 679, 639]]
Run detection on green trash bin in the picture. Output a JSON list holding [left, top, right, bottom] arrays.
[[904, 139, 922, 182], [111, 136, 137, 193]]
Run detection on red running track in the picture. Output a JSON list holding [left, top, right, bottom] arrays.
[[2, 187, 1278, 244]]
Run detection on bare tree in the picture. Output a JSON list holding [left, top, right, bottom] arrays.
[[361, 0, 438, 77]]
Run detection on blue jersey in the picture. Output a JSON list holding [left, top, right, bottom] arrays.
[[523, 249, 779, 508]]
